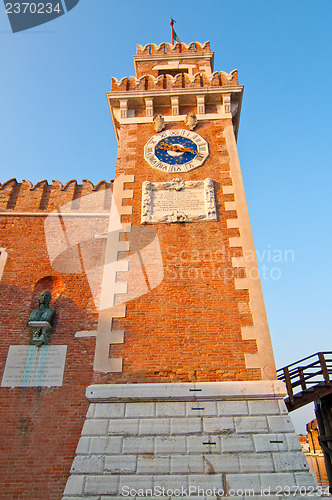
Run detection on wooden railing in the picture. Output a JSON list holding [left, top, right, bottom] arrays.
[[277, 352, 332, 405]]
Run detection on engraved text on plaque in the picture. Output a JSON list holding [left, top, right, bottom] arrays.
[[1, 345, 67, 387], [141, 178, 217, 224]]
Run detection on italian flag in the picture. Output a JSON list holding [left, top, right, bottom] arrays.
[[170, 18, 181, 45]]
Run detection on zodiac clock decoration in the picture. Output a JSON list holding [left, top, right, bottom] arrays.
[[144, 129, 209, 173]]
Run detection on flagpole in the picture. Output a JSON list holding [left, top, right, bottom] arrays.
[[170, 18, 174, 45]]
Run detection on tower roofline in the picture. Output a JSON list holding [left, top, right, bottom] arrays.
[[133, 41, 214, 79], [135, 41, 213, 55]]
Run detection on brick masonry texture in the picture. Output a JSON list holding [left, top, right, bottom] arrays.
[[103, 118, 260, 385], [1, 127, 259, 387], [0, 40, 301, 500], [0, 181, 113, 499]]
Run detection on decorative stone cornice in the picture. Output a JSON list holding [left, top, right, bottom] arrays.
[[107, 86, 243, 141], [86, 380, 287, 402]]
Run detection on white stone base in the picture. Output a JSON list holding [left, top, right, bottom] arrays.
[[62, 381, 318, 499]]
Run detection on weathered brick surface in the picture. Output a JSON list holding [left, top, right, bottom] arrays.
[[102, 119, 259, 385], [0, 182, 112, 499], [0, 40, 264, 500]]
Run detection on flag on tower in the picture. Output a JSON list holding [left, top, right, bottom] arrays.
[[170, 18, 180, 45]]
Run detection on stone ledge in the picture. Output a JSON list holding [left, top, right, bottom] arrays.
[[86, 381, 286, 402]]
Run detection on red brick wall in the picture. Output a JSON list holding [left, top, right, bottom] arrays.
[[0, 53, 257, 497], [0, 182, 110, 499], [94, 118, 260, 385], [0, 117, 260, 495]]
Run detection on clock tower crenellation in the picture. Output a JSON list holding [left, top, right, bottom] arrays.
[[134, 41, 214, 78], [108, 41, 242, 142]]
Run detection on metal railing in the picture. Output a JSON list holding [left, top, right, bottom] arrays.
[[277, 352, 332, 404]]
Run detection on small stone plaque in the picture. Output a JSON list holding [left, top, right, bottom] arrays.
[[141, 178, 217, 224], [1, 345, 67, 387]]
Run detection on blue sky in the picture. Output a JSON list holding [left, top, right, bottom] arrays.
[[1, 0, 331, 432]]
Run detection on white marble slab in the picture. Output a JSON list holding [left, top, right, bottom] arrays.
[[1, 345, 67, 387], [141, 178, 217, 224]]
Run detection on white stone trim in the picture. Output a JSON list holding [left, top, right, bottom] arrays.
[[229, 236, 243, 247], [227, 218, 240, 228], [107, 86, 243, 102], [196, 95, 205, 114], [0, 247, 8, 281], [171, 96, 179, 115], [107, 86, 242, 141], [145, 98, 153, 117], [75, 174, 135, 374], [222, 93, 231, 113], [235, 278, 250, 290], [114, 112, 233, 125], [224, 124, 276, 379], [75, 330, 125, 344], [119, 99, 128, 119], [222, 185, 235, 195], [232, 256, 246, 268], [133, 50, 214, 65], [224, 201, 237, 211], [86, 380, 287, 402]]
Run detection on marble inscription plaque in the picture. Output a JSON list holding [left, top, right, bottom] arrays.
[[1, 345, 67, 387], [141, 178, 217, 224]]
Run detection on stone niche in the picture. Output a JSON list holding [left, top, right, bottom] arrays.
[[141, 178, 217, 224]]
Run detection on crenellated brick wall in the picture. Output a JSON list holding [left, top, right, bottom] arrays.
[[0, 40, 281, 500], [136, 41, 212, 55], [111, 70, 238, 92], [0, 178, 114, 211], [0, 179, 113, 500]]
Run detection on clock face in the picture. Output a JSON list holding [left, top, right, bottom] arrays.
[[144, 129, 209, 173]]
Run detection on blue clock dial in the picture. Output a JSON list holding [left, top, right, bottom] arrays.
[[155, 136, 198, 165], [144, 129, 209, 173]]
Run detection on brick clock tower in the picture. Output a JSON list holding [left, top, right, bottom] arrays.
[[0, 41, 317, 499], [61, 41, 317, 498]]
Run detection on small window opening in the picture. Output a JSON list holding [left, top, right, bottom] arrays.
[[158, 68, 189, 77]]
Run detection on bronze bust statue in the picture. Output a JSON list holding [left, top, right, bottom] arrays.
[[28, 290, 55, 346]]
